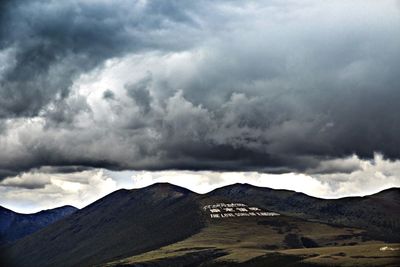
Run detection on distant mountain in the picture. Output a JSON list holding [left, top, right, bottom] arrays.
[[1, 183, 399, 267], [0, 205, 77, 246]]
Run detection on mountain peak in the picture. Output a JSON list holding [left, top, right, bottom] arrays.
[[213, 182, 255, 190], [229, 182, 253, 187], [209, 183, 270, 195], [2, 182, 204, 267], [370, 187, 400, 201], [141, 182, 195, 194]]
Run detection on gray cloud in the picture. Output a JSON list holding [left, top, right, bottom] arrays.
[[0, 169, 118, 212], [0, 0, 204, 119], [125, 73, 153, 114], [103, 89, 116, 101], [0, 0, 400, 179]]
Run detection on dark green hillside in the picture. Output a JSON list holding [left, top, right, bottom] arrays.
[[1, 183, 204, 267], [2, 183, 399, 267], [105, 209, 396, 267], [209, 184, 400, 242]]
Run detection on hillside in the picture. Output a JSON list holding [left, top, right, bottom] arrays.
[[1, 183, 204, 267], [105, 218, 399, 267], [209, 184, 400, 242], [1, 183, 399, 267], [0, 205, 77, 246]]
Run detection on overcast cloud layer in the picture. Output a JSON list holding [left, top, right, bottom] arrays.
[[1, 0, 400, 202]]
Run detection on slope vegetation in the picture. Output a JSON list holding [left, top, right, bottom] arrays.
[[2, 183, 399, 267], [1, 184, 204, 267], [209, 184, 400, 242]]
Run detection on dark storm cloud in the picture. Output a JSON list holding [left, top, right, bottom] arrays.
[[0, 0, 204, 119], [0, 0, 400, 179], [1, 179, 47, 190], [0, 169, 18, 180], [36, 166, 94, 174]]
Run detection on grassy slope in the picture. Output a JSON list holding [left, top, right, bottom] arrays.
[[1, 184, 205, 267], [282, 243, 400, 267], [106, 212, 395, 266], [3, 184, 399, 267], [208, 184, 400, 242]]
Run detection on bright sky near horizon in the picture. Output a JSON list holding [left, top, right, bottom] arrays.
[[2, 153, 399, 213]]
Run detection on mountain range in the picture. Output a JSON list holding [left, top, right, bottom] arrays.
[[1, 183, 399, 267]]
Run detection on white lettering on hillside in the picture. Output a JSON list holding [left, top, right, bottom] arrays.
[[203, 203, 280, 219]]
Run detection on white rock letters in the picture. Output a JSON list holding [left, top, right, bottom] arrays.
[[203, 203, 280, 219]]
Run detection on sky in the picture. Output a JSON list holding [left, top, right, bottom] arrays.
[[1, 0, 400, 213]]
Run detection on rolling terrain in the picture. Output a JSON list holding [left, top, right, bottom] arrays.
[[1, 183, 399, 267]]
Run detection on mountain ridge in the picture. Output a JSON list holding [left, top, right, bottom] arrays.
[[1, 183, 399, 267], [1, 183, 204, 267]]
